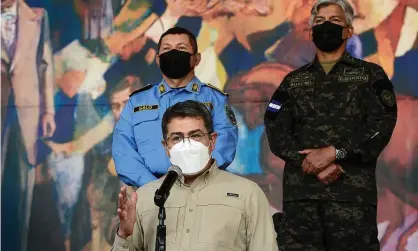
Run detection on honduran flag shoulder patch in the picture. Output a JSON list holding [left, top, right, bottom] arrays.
[[267, 100, 282, 112]]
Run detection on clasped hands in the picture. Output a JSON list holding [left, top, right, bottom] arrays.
[[299, 146, 344, 185]]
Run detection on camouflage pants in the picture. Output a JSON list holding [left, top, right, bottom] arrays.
[[278, 200, 379, 251]]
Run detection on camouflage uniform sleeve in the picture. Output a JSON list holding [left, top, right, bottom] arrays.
[[334, 69, 397, 163], [264, 77, 304, 162]]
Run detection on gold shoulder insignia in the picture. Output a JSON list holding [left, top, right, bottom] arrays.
[[205, 83, 228, 96], [129, 84, 153, 97]]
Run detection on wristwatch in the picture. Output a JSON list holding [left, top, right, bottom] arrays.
[[335, 148, 347, 160]]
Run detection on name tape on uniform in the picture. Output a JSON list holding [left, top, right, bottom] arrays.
[[338, 75, 369, 82], [267, 100, 282, 112], [134, 105, 159, 112]]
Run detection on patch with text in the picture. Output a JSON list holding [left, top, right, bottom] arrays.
[[338, 75, 369, 82], [290, 81, 314, 88], [134, 105, 159, 112]]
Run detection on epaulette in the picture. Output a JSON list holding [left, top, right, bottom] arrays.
[[129, 84, 153, 97], [204, 83, 229, 96]]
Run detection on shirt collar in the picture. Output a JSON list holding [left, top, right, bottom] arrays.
[[176, 159, 220, 188], [157, 77, 202, 97], [305, 50, 357, 70]]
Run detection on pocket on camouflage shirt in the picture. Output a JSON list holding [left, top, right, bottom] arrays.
[[322, 83, 359, 112], [288, 86, 316, 116]]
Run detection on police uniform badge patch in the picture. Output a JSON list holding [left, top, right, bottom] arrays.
[[373, 79, 396, 112], [192, 83, 199, 92], [225, 105, 237, 126]]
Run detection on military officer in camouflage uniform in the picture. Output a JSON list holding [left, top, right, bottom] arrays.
[[264, 0, 397, 250]]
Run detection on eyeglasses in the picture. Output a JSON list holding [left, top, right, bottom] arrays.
[[166, 131, 210, 145]]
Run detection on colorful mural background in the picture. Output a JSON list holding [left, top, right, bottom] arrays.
[[1, 0, 418, 250]]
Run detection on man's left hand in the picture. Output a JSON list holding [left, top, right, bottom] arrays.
[[316, 163, 344, 185], [42, 113, 56, 138], [299, 146, 336, 174]]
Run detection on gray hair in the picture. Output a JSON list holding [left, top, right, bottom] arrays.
[[309, 0, 354, 27]]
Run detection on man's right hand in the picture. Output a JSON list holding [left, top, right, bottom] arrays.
[[117, 186, 138, 239], [316, 163, 344, 185]]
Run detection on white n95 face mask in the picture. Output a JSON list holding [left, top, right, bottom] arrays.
[[169, 139, 211, 175]]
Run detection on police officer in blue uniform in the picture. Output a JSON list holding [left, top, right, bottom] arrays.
[[112, 27, 238, 187]]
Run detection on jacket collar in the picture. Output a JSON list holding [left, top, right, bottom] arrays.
[[305, 50, 357, 70]]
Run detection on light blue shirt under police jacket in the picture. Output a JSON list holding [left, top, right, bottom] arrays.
[[112, 77, 238, 187]]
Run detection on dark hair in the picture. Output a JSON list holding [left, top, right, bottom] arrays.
[[162, 100, 213, 139], [157, 27, 198, 54], [107, 76, 142, 97]]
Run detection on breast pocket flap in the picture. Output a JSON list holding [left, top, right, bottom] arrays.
[[132, 110, 159, 125]]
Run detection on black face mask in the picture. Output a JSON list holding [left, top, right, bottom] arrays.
[[312, 21, 346, 52], [159, 49, 193, 79]]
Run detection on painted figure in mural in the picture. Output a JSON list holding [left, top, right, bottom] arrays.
[[375, 95, 418, 250], [87, 76, 142, 249], [264, 0, 398, 250], [266, 0, 362, 68], [348, 0, 418, 81], [222, 63, 293, 213], [43, 41, 96, 251], [112, 27, 238, 187], [224, 64, 292, 175], [41, 39, 142, 250], [221, 66, 290, 212], [112, 100, 277, 251], [1, 0, 56, 251]]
